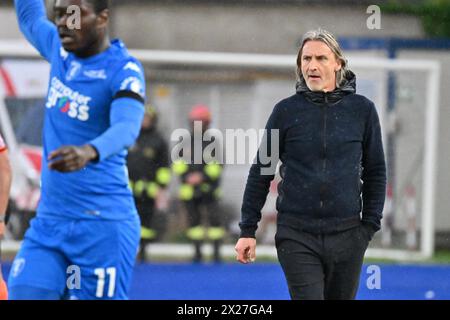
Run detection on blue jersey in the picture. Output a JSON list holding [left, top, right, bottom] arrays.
[[16, 0, 146, 220]]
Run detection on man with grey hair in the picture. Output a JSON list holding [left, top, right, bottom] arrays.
[[235, 28, 386, 300]]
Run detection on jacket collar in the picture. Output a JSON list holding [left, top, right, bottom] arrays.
[[296, 70, 356, 105]]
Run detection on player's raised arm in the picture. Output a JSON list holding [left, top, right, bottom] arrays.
[[15, 0, 58, 61]]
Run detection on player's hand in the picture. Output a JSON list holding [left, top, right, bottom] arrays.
[[235, 237, 256, 264], [186, 172, 203, 185], [48, 145, 99, 172]]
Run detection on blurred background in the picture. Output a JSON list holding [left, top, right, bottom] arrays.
[[1, 0, 450, 299]]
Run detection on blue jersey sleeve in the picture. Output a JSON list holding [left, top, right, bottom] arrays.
[[110, 59, 146, 103], [89, 97, 145, 162], [15, 0, 58, 62], [89, 59, 146, 161]]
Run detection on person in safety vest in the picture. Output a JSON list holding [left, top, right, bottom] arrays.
[[172, 104, 225, 263], [128, 105, 171, 262]]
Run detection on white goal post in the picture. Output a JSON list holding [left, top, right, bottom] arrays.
[[0, 41, 441, 261]]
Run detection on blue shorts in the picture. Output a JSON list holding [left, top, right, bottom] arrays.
[[8, 215, 140, 300]]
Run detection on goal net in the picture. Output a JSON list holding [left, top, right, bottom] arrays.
[[0, 43, 440, 261]]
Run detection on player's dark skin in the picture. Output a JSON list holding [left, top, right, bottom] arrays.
[[48, 145, 99, 172], [49, 0, 110, 172]]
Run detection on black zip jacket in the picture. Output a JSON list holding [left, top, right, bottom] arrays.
[[239, 71, 386, 238]]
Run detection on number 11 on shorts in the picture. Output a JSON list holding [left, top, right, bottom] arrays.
[[94, 267, 117, 298]]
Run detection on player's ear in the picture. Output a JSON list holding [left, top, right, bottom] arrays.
[[96, 9, 109, 28]]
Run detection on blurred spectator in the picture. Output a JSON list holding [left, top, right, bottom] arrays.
[[127, 105, 171, 262], [172, 104, 225, 263]]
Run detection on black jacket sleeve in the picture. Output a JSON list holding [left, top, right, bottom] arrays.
[[361, 102, 387, 232], [239, 103, 285, 238]]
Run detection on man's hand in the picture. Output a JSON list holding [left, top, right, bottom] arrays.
[[48, 145, 99, 173], [235, 237, 256, 264]]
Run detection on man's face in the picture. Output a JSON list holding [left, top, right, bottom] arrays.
[[300, 40, 341, 92], [54, 0, 107, 56]]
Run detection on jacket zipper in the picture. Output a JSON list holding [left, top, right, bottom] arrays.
[[320, 94, 329, 208]]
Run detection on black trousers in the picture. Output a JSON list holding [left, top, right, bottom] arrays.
[[136, 198, 156, 229], [184, 197, 223, 262], [275, 223, 371, 300], [136, 198, 156, 262], [184, 197, 221, 228]]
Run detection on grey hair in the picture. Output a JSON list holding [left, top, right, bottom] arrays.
[[296, 28, 349, 88]]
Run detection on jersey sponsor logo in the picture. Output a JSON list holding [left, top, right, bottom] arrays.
[[123, 61, 141, 73], [120, 76, 145, 97], [46, 77, 92, 121], [11, 258, 26, 278], [83, 69, 107, 79]]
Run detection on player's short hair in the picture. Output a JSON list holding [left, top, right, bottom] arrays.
[[85, 0, 109, 14], [296, 28, 349, 88]]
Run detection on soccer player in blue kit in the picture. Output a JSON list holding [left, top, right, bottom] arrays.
[[9, 0, 146, 299]]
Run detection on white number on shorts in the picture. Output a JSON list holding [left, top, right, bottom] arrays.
[[94, 267, 117, 298]]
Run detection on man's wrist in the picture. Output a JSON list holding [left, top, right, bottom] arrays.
[[361, 220, 380, 233], [239, 227, 257, 239], [83, 144, 99, 162]]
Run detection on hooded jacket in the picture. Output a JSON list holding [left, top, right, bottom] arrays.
[[239, 71, 386, 237]]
